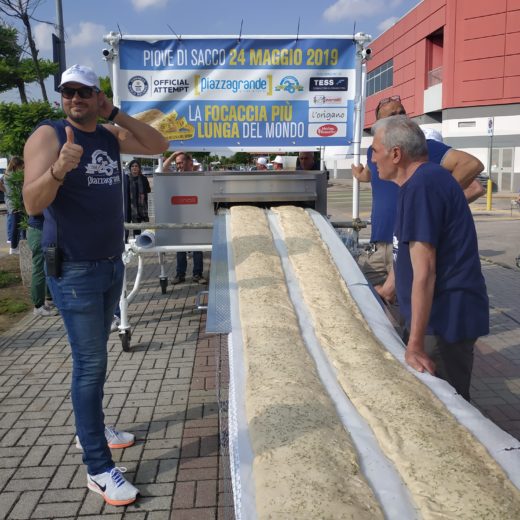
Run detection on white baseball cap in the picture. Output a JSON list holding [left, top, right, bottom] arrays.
[[59, 64, 100, 89], [273, 155, 284, 164], [257, 157, 268, 165], [422, 127, 444, 143]]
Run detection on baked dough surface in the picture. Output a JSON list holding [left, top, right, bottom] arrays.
[[273, 205, 520, 519], [230, 206, 383, 519]]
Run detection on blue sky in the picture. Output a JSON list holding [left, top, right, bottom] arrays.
[[1, 0, 421, 102]]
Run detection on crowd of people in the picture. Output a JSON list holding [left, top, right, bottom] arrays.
[[6, 60, 490, 508]]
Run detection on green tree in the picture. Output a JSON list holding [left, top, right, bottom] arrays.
[[0, 0, 51, 101], [231, 152, 252, 165], [99, 76, 113, 99], [0, 24, 58, 103], [0, 101, 64, 156]]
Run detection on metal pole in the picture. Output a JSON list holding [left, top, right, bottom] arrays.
[[352, 37, 370, 220], [55, 0, 66, 69], [487, 117, 494, 211]]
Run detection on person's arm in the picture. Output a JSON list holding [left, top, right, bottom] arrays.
[[463, 179, 485, 203], [161, 153, 175, 172], [405, 241, 436, 375], [351, 163, 371, 183], [375, 267, 396, 303], [23, 125, 84, 215], [441, 148, 484, 190], [98, 93, 168, 156]]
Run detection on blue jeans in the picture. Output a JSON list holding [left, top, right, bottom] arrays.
[[47, 257, 124, 475], [7, 212, 23, 249], [176, 251, 203, 276]]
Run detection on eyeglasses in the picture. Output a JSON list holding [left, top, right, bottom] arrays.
[[375, 95, 401, 116], [59, 86, 100, 99]]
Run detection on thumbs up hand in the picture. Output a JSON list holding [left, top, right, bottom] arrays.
[[54, 125, 84, 180]]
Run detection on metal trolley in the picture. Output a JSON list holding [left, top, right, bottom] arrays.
[[117, 170, 327, 350]]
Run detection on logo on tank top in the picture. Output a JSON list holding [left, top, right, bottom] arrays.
[[85, 150, 120, 187]]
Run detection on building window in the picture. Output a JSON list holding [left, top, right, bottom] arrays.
[[458, 121, 476, 128], [367, 60, 393, 96]]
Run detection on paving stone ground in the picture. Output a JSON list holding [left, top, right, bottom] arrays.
[[0, 254, 233, 520], [0, 230, 519, 519]]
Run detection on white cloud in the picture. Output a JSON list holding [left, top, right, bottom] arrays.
[[378, 16, 399, 32], [323, 0, 383, 22], [132, 0, 168, 11], [34, 23, 54, 52], [67, 22, 107, 48]]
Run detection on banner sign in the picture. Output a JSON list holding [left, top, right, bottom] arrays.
[[117, 37, 357, 150]]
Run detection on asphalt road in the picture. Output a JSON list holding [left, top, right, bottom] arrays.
[[327, 183, 520, 271]]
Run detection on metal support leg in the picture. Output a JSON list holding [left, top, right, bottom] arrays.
[[158, 252, 168, 293]]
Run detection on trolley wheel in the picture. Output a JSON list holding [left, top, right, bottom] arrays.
[[160, 277, 168, 294], [119, 330, 132, 352]]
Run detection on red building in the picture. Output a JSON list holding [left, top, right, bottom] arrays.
[[364, 0, 520, 191]]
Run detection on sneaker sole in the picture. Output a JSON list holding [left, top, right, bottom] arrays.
[[75, 438, 135, 450], [107, 439, 135, 449], [87, 482, 137, 506], [76, 439, 135, 451]]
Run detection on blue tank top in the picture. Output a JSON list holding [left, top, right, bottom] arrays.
[[40, 119, 125, 260]]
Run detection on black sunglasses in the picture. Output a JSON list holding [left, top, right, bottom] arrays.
[[59, 86, 100, 99]]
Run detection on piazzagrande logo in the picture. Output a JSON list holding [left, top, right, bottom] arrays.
[[194, 75, 273, 96], [85, 150, 120, 187]]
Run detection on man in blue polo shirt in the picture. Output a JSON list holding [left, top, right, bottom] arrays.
[[371, 115, 489, 401], [352, 96, 484, 287]]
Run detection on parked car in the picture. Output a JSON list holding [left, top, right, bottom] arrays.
[[141, 167, 154, 177]]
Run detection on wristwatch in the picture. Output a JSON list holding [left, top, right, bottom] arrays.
[[108, 106, 120, 122]]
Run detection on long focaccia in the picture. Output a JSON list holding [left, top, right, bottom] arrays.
[[273, 205, 520, 519], [230, 205, 384, 519]]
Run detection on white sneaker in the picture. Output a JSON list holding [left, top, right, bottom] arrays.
[[75, 426, 135, 450], [87, 466, 139, 506], [9, 247, 19, 255], [110, 315, 120, 333], [33, 305, 58, 317]]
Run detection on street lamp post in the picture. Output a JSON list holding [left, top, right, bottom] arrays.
[[55, 0, 66, 70]]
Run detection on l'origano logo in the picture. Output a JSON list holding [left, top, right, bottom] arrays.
[[128, 76, 149, 97]]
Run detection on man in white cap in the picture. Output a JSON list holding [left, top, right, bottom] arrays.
[[272, 155, 284, 170], [23, 64, 168, 506], [256, 157, 268, 170]]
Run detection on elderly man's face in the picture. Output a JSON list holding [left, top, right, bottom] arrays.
[[371, 130, 397, 180], [257, 161, 267, 170]]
